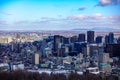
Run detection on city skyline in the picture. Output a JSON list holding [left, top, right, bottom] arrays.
[[0, 0, 120, 30]]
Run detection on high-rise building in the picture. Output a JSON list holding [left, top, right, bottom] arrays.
[[96, 36, 103, 44], [63, 37, 69, 44], [117, 37, 120, 44], [45, 47, 52, 57], [104, 44, 120, 57], [105, 32, 114, 44], [98, 53, 111, 73], [33, 53, 40, 65], [65, 45, 69, 53], [82, 44, 90, 56], [99, 53, 110, 63], [89, 44, 99, 56], [74, 42, 86, 53], [105, 35, 109, 44], [78, 33, 85, 42], [109, 32, 114, 44], [53, 35, 62, 52], [87, 31, 95, 43], [70, 36, 77, 43], [53, 35, 63, 56]]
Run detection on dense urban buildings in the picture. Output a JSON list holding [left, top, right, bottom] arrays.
[[0, 30, 120, 79]]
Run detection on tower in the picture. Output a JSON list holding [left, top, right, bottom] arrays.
[[87, 31, 95, 43], [96, 36, 103, 44], [109, 32, 114, 44], [33, 53, 40, 65], [105, 35, 109, 44], [78, 33, 85, 42], [53, 35, 63, 56]]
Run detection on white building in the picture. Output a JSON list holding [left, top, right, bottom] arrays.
[[99, 53, 110, 63], [33, 53, 40, 65]]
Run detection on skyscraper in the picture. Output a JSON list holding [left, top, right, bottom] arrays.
[[105, 32, 114, 44], [117, 37, 120, 44], [109, 32, 114, 44], [96, 36, 103, 44], [53, 35, 63, 57], [63, 37, 69, 44], [33, 53, 40, 65], [53, 35, 61, 52], [78, 33, 85, 42], [70, 36, 77, 43], [87, 31, 95, 43], [105, 35, 109, 44]]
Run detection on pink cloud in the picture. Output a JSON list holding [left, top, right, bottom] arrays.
[[97, 0, 120, 6]]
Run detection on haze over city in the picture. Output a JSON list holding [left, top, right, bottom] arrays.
[[0, 0, 120, 30], [0, 0, 120, 80]]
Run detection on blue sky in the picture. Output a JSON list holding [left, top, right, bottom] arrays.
[[0, 0, 120, 30]]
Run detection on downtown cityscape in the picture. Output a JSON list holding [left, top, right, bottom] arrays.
[[0, 0, 120, 80], [0, 30, 120, 80]]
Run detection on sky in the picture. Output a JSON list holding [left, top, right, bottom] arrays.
[[0, 0, 120, 31]]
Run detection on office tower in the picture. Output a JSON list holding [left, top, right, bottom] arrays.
[[78, 33, 85, 42], [53, 35, 63, 56], [99, 53, 110, 63], [87, 31, 95, 43], [105, 32, 114, 44], [117, 37, 120, 44], [89, 44, 99, 56], [96, 36, 103, 44], [105, 35, 109, 44], [82, 45, 90, 56], [99, 53, 111, 73], [63, 37, 69, 44], [44, 47, 52, 57], [109, 32, 114, 44], [53, 35, 61, 52], [70, 36, 77, 43], [33, 53, 40, 65], [64, 45, 69, 53], [74, 42, 81, 53], [104, 44, 120, 57], [98, 45, 104, 54], [74, 42, 86, 53]]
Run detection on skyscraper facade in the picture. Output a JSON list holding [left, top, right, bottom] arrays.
[[105, 35, 109, 44], [109, 32, 114, 44], [96, 36, 103, 44], [78, 34, 85, 42], [105, 32, 114, 44], [53, 35, 62, 52], [87, 31, 95, 43]]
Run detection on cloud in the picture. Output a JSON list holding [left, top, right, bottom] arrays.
[[96, 0, 120, 6], [67, 13, 104, 20], [78, 6, 86, 10], [0, 20, 7, 25], [32, 20, 49, 24], [62, 14, 120, 30], [67, 14, 86, 20], [1, 14, 120, 30], [14, 21, 29, 24], [0, 11, 12, 15]]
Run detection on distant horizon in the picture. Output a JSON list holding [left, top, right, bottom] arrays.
[[0, 0, 120, 30], [0, 29, 119, 31]]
